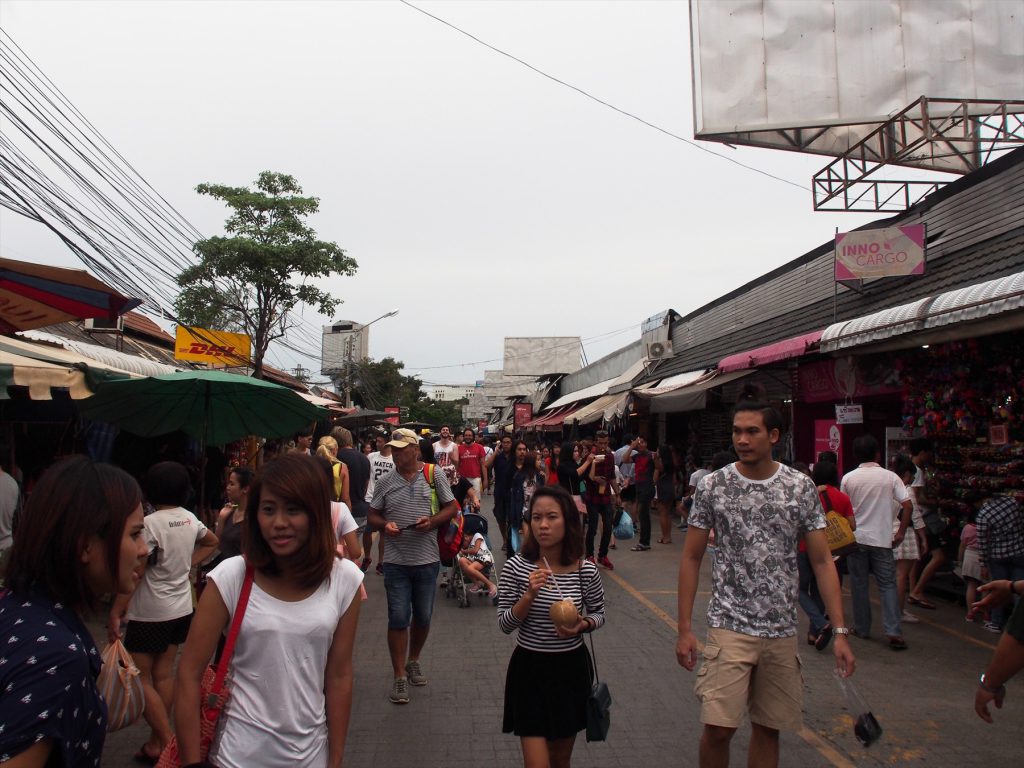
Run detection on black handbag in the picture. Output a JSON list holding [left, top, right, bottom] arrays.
[[579, 566, 611, 742]]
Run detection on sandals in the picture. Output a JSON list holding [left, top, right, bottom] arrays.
[[907, 595, 936, 609], [887, 636, 909, 651], [658, 538, 673, 544], [132, 745, 160, 766], [814, 624, 833, 651]]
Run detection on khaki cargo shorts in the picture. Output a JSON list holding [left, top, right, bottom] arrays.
[[694, 626, 803, 731]]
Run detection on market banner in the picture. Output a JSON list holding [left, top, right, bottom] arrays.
[[384, 406, 400, 426], [835, 224, 926, 280], [175, 326, 251, 366], [513, 402, 533, 429]]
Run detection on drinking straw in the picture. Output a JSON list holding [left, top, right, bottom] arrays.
[[541, 556, 567, 599]]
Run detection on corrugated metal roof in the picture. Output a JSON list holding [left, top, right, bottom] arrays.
[[544, 377, 617, 411]]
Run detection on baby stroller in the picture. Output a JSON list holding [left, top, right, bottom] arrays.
[[445, 511, 496, 608]]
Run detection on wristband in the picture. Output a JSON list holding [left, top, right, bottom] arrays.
[[979, 673, 1005, 695]]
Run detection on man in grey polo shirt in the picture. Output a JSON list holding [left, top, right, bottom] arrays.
[[369, 428, 458, 704]]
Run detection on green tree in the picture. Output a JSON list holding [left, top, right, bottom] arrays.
[[409, 398, 467, 429], [352, 357, 423, 410], [175, 171, 357, 379]]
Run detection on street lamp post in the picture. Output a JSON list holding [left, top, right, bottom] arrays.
[[343, 309, 399, 407]]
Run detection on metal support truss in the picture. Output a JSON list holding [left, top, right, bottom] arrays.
[[813, 97, 1024, 212]]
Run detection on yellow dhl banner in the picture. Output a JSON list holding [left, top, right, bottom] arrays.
[[174, 326, 251, 365]]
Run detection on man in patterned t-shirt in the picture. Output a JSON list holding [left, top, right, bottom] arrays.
[[676, 402, 856, 768]]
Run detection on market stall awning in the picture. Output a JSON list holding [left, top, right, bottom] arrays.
[[0, 334, 138, 385], [543, 377, 617, 412], [606, 359, 651, 395], [636, 369, 753, 414], [20, 329, 180, 378], [0, 349, 92, 400], [718, 330, 823, 372], [523, 405, 567, 429], [566, 393, 627, 426], [820, 271, 1024, 353], [0, 256, 141, 333], [637, 369, 708, 396]]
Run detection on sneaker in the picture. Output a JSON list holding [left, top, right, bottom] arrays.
[[359, 557, 371, 573], [375, 563, 384, 576], [389, 677, 410, 704], [585, 555, 597, 565], [630, 543, 651, 551], [468, 583, 484, 594], [405, 660, 427, 686], [597, 555, 614, 570], [983, 621, 1003, 634], [901, 610, 920, 624]]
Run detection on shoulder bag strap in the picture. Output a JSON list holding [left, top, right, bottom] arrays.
[[209, 564, 255, 700], [578, 563, 599, 685], [819, 489, 834, 514]]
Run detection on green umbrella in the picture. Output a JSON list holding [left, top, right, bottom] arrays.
[[77, 369, 325, 446]]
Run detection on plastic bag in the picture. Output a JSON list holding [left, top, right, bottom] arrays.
[[613, 510, 635, 540], [97, 639, 145, 731], [834, 669, 882, 746]]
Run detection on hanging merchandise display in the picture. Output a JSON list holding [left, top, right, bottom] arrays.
[[900, 333, 1024, 533]]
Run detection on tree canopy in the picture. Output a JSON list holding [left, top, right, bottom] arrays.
[[175, 171, 357, 379], [353, 356, 467, 429]]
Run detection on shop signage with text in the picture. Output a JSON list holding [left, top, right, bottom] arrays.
[[835, 404, 864, 424], [835, 224, 926, 280], [513, 402, 533, 429], [175, 326, 251, 365]]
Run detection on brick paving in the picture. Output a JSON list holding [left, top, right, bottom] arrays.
[[97, 504, 1022, 767]]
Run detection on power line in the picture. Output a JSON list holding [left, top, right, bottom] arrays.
[[398, 0, 809, 192]]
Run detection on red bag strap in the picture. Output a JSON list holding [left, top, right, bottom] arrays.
[[207, 564, 255, 703]]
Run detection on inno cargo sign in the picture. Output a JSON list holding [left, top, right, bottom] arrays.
[[834, 225, 926, 281]]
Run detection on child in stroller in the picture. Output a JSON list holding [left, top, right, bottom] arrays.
[[448, 512, 496, 606]]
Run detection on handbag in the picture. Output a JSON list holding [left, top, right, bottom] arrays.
[[97, 638, 145, 731], [156, 565, 255, 768], [579, 566, 611, 742], [820, 490, 858, 557]]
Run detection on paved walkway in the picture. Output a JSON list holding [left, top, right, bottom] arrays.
[[99, 506, 1022, 767]]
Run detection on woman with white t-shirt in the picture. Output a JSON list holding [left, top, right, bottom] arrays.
[[109, 461, 219, 764], [175, 454, 363, 768]]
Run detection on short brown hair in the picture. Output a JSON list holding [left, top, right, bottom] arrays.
[[5, 455, 141, 613], [520, 485, 584, 566], [244, 454, 336, 589]]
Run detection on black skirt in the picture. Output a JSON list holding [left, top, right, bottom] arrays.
[[502, 643, 593, 739]]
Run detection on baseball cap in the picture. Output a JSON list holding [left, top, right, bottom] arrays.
[[387, 428, 420, 449]]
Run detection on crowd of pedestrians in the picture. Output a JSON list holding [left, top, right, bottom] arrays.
[[1, 411, 1022, 767]]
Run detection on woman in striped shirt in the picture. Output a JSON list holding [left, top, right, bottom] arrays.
[[498, 485, 606, 768]]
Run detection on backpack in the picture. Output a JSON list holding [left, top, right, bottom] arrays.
[[422, 463, 463, 564]]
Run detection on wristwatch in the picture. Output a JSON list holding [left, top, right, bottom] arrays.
[[833, 627, 851, 636], [979, 673, 1005, 695]]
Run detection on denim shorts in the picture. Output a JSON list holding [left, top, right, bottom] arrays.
[[383, 561, 441, 630]]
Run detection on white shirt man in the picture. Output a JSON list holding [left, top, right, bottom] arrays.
[[0, 467, 20, 556], [840, 435, 913, 648], [432, 426, 460, 486]]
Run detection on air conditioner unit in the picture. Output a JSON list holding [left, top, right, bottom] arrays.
[[646, 340, 673, 360], [84, 316, 125, 333]]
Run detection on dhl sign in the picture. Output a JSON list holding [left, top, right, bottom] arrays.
[[174, 326, 251, 365]]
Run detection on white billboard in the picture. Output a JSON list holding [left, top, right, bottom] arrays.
[[503, 337, 582, 376], [690, 0, 1024, 169]]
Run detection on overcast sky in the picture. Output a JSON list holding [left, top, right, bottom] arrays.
[[0, 0, 882, 385]]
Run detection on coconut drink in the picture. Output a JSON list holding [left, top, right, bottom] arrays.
[[549, 598, 579, 628]]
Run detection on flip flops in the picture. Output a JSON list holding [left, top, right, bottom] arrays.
[[907, 595, 936, 609]]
